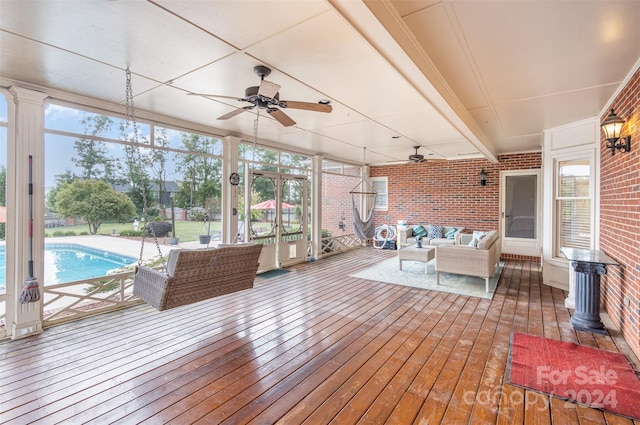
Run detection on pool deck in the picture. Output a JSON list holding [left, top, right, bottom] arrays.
[[43, 235, 214, 262]]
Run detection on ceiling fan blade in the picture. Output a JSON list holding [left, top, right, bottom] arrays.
[[187, 92, 248, 102], [267, 108, 296, 127], [258, 80, 281, 98], [217, 106, 252, 120], [280, 100, 332, 113]]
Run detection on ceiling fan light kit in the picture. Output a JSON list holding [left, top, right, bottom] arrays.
[[189, 65, 332, 127]]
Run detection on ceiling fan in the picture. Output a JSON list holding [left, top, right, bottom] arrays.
[[408, 145, 426, 163], [406, 145, 445, 164], [188, 65, 332, 127]]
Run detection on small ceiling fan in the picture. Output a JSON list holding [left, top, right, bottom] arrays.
[[409, 145, 426, 163], [188, 65, 332, 127], [406, 145, 445, 164]]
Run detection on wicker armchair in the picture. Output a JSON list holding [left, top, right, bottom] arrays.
[[133, 243, 262, 311], [435, 231, 501, 292]]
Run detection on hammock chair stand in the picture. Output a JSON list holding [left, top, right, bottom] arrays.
[[123, 68, 262, 311]]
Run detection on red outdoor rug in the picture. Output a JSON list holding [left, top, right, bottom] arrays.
[[507, 332, 640, 420]]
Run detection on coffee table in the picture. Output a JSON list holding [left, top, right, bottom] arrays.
[[398, 245, 435, 273]]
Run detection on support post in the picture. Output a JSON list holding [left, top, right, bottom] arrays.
[[9, 87, 47, 339]]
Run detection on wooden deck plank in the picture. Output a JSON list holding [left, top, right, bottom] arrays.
[[13, 276, 376, 422], [49, 278, 381, 423], [252, 292, 444, 424], [0, 247, 638, 425], [275, 292, 454, 425]]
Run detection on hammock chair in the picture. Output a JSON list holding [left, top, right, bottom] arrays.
[[122, 68, 261, 311], [350, 148, 377, 241]]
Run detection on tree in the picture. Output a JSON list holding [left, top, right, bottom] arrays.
[[45, 170, 76, 214], [174, 134, 222, 209], [149, 127, 170, 207], [73, 114, 116, 180], [56, 179, 136, 234]]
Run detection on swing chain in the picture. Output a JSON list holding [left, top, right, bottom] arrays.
[[125, 67, 166, 268]]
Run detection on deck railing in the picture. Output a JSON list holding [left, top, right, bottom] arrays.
[[42, 270, 144, 326], [3, 236, 365, 333], [319, 233, 363, 258]]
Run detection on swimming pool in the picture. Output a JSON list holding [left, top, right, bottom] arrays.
[[0, 244, 137, 288]]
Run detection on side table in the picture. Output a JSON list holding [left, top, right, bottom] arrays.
[[398, 245, 435, 273], [561, 247, 618, 334]]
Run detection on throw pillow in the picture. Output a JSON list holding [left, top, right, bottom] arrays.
[[444, 227, 457, 239], [473, 230, 489, 240], [412, 225, 427, 238], [468, 231, 489, 248], [427, 224, 443, 239]]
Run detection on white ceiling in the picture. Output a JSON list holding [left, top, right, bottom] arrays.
[[1, 0, 639, 166]]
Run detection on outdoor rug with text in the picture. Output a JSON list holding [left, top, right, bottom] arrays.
[[350, 257, 503, 299], [507, 332, 640, 420]]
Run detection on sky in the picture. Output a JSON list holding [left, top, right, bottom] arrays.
[[43, 103, 209, 191]]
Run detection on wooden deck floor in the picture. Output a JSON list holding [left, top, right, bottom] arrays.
[[1, 247, 638, 424]]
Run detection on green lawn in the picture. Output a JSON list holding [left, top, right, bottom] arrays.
[[45, 220, 222, 243]]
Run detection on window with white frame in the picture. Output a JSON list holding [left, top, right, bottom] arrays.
[[555, 159, 592, 255], [371, 177, 388, 210]]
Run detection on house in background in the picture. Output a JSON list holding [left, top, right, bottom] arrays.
[[111, 181, 181, 207], [0, 0, 639, 364]]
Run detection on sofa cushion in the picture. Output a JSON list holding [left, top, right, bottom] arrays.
[[427, 225, 443, 239], [412, 225, 428, 238], [430, 238, 456, 246], [166, 249, 181, 276]]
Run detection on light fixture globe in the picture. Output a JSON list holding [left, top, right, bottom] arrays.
[[601, 108, 631, 156], [601, 109, 624, 141]]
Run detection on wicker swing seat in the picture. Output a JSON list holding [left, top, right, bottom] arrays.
[[133, 243, 263, 311]]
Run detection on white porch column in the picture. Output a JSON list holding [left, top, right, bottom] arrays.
[[222, 136, 241, 244], [311, 155, 323, 260], [9, 87, 47, 339]]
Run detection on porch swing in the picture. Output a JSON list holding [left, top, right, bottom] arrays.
[[123, 68, 262, 311]]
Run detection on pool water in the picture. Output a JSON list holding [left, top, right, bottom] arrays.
[[0, 244, 137, 288]]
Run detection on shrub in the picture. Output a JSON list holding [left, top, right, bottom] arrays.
[[189, 210, 208, 222], [146, 207, 160, 218], [146, 221, 172, 237], [52, 230, 77, 237], [119, 230, 145, 237]]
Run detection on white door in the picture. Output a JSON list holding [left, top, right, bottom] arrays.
[[248, 171, 307, 271], [500, 170, 541, 256]]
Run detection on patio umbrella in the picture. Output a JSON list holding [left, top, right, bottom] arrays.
[[250, 199, 296, 209]]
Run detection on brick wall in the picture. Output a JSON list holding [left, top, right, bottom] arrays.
[[322, 172, 359, 236], [599, 66, 640, 358], [370, 152, 541, 235]]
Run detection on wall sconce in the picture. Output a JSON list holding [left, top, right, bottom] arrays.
[[601, 109, 631, 156], [479, 169, 487, 186], [338, 215, 345, 231]]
